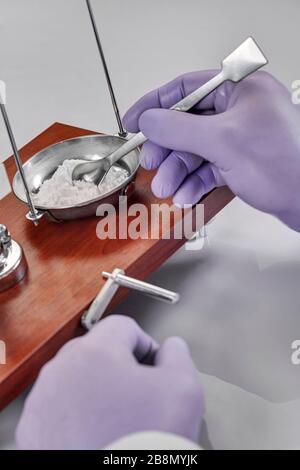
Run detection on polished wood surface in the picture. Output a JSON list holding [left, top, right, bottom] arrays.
[[0, 123, 234, 409]]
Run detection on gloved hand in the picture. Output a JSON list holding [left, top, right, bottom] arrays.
[[123, 71, 300, 232], [16, 316, 204, 450]]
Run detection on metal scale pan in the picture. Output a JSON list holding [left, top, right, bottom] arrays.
[[12, 134, 139, 222]]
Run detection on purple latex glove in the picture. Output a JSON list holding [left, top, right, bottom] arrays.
[[16, 316, 204, 450], [123, 71, 300, 232]]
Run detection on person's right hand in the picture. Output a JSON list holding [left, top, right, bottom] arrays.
[[123, 71, 300, 232]]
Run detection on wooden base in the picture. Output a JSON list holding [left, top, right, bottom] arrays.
[[0, 122, 234, 409]]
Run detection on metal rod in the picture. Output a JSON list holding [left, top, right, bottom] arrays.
[[86, 0, 127, 138], [81, 268, 123, 330], [102, 270, 180, 304], [82, 268, 180, 330], [0, 101, 39, 225]]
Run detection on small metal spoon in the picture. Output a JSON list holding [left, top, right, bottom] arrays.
[[72, 37, 267, 186]]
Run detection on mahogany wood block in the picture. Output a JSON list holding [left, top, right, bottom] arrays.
[[0, 122, 234, 409]]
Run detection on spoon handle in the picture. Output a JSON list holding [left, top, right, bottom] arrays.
[[109, 131, 147, 166], [170, 71, 224, 112], [108, 71, 224, 167]]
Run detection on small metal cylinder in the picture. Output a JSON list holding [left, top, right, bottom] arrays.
[[102, 270, 180, 304], [0, 225, 28, 293]]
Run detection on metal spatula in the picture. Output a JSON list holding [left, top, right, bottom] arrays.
[[72, 37, 268, 186]]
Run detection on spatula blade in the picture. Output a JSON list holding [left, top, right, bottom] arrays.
[[222, 37, 268, 83]]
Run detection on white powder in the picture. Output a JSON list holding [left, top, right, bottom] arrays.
[[33, 159, 129, 208]]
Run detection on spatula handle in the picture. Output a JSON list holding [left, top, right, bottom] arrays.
[[109, 71, 224, 166], [109, 132, 147, 166], [171, 71, 224, 112]]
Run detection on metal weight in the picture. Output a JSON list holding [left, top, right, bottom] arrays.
[[0, 224, 28, 292]]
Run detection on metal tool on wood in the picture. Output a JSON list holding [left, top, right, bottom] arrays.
[[81, 268, 180, 330], [0, 224, 28, 292]]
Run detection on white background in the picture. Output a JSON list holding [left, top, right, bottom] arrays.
[[0, 0, 300, 450]]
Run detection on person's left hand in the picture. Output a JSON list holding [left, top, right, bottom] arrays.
[[16, 316, 204, 450]]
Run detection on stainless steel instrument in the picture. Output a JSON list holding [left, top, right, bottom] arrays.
[[86, 0, 127, 138], [12, 134, 139, 221], [0, 224, 28, 292], [72, 36, 268, 185], [81, 268, 180, 330]]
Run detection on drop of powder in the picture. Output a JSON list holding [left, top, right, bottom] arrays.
[[33, 159, 129, 208]]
